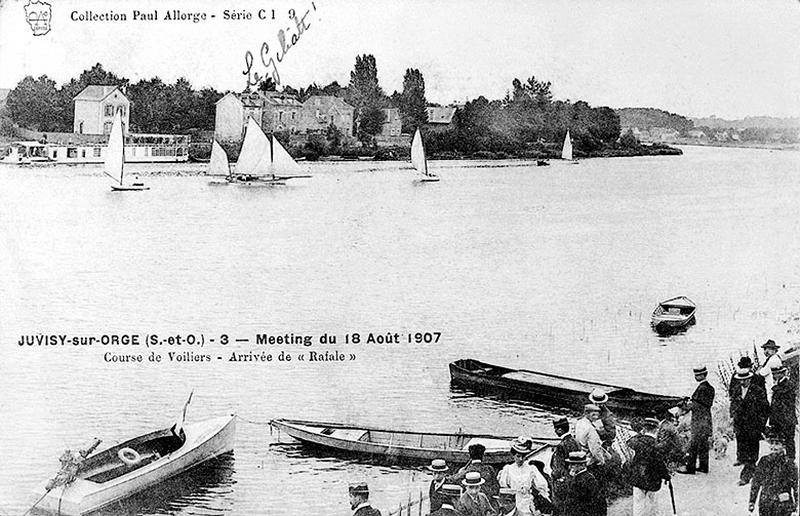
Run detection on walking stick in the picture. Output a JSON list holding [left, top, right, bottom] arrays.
[[668, 479, 677, 515]]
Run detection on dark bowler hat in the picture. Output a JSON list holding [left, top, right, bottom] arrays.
[[553, 416, 569, 430], [462, 471, 485, 486], [441, 484, 462, 498], [566, 451, 588, 464], [734, 369, 754, 380], [349, 482, 370, 495], [468, 443, 486, 457], [428, 459, 448, 472], [494, 487, 516, 501], [762, 339, 779, 350], [693, 365, 708, 375], [738, 356, 754, 369]]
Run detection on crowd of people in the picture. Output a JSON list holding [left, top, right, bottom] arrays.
[[347, 340, 797, 516]]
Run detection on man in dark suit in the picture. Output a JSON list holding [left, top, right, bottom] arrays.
[[730, 369, 769, 484], [549, 416, 581, 516], [626, 418, 671, 515], [428, 459, 451, 513], [558, 451, 606, 516], [451, 443, 500, 506], [748, 428, 797, 516], [349, 482, 382, 516], [456, 472, 494, 516], [768, 365, 797, 459], [430, 484, 463, 516], [494, 488, 519, 516], [677, 365, 715, 474]]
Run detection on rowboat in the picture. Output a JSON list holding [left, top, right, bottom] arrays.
[[269, 418, 555, 465], [33, 415, 236, 515], [651, 296, 697, 334], [449, 359, 683, 415]]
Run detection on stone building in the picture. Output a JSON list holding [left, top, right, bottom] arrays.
[[300, 95, 354, 137], [214, 90, 303, 141]]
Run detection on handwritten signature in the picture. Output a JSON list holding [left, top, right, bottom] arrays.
[[243, 2, 316, 89]]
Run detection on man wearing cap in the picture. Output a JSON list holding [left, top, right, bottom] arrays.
[[550, 416, 581, 514], [625, 418, 671, 516], [748, 428, 797, 516], [430, 484, 462, 516], [456, 472, 494, 516], [729, 367, 769, 484], [452, 443, 500, 506], [559, 451, 606, 516], [677, 365, 715, 474], [428, 459, 451, 513], [575, 404, 608, 487], [494, 487, 520, 516], [768, 364, 796, 459], [349, 482, 382, 516], [758, 340, 783, 402]]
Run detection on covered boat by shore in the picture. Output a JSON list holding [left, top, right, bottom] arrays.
[[269, 418, 555, 465], [651, 296, 697, 334], [449, 359, 682, 415], [33, 415, 236, 516]]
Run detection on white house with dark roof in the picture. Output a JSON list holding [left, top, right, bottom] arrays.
[[425, 106, 457, 132], [214, 90, 303, 141], [73, 85, 130, 135]]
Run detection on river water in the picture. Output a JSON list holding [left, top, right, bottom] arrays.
[[0, 146, 798, 515]]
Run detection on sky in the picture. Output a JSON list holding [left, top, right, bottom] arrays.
[[0, 0, 798, 119]]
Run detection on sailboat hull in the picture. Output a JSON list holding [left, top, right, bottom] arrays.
[[418, 177, 440, 183], [111, 185, 150, 191]]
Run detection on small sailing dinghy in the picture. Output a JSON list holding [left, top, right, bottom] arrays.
[[106, 112, 149, 191], [411, 128, 439, 182], [207, 140, 233, 185], [561, 129, 578, 164], [31, 399, 235, 515], [228, 117, 310, 186]]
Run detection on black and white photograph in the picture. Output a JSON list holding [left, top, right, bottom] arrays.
[[1, 1, 799, 515]]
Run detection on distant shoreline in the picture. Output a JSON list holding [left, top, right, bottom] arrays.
[[672, 140, 799, 151]]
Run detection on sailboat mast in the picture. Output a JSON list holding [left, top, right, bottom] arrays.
[[421, 133, 428, 176]]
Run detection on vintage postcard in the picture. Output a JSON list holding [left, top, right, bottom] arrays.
[[1, 1, 799, 515]]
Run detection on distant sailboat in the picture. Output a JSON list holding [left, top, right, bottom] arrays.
[[106, 112, 149, 191], [561, 129, 578, 163], [411, 128, 439, 182], [228, 117, 310, 185], [207, 140, 232, 185]]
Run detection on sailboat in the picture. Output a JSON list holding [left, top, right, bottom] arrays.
[[106, 112, 149, 191], [228, 117, 310, 185], [207, 140, 232, 185], [561, 129, 578, 164], [411, 128, 439, 182]]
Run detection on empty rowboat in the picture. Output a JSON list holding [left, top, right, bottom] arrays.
[[449, 359, 683, 416], [33, 415, 236, 515], [651, 296, 697, 334], [269, 418, 555, 465]]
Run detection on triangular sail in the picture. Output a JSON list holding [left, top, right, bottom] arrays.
[[561, 129, 573, 161], [105, 111, 124, 184], [208, 140, 231, 177], [411, 128, 428, 176], [235, 117, 272, 176], [271, 136, 302, 176]]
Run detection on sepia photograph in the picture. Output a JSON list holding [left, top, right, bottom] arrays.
[[1, 1, 799, 515]]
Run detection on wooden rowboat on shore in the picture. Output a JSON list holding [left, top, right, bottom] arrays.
[[449, 359, 683, 416], [33, 415, 236, 515], [269, 418, 555, 465]]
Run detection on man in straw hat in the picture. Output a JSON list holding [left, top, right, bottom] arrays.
[[494, 487, 520, 516], [558, 451, 606, 516], [453, 443, 500, 506], [430, 484, 462, 516], [428, 459, 451, 513], [758, 339, 783, 402], [349, 482, 381, 516], [677, 365, 715, 474], [748, 428, 797, 516], [575, 403, 608, 491], [456, 471, 494, 516], [730, 367, 769, 484], [768, 363, 797, 459], [625, 417, 671, 516], [588, 388, 617, 446]]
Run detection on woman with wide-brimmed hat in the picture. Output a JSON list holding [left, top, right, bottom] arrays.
[[497, 436, 551, 515]]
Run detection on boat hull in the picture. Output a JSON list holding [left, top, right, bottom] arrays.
[[449, 359, 682, 416], [111, 185, 150, 191], [270, 419, 553, 466], [35, 415, 235, 516]]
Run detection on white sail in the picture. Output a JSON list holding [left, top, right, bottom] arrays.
[[105, 111, 124, 184], [411, 128, 428, 176], [208, 140, 231, 177], [561, 129, 573, 161], [235, 117, 272, 176], [271, 136, 302, 176]]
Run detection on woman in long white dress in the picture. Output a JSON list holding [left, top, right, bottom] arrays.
[[497, 437, 551, 516]]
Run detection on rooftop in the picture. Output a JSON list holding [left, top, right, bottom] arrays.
[[426, 106, 457, 124], [74, 85, 125, 102]]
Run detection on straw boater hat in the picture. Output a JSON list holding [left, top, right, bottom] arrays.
[[349, 482, 369, 496], [565, 451, 588, 464], [584, 403, 601, 413], [511, 436, 533, 455], [693, 365, 708, 376], [588, 388, 609, 405], [428, 459, 448, 472], [762, 339, 779, 350], [643, 417, 660, 429], [462, 471, 485, 486], [771, 364, 787, 375], [441, 484, 462, 498], [494, 487, 516, 501]]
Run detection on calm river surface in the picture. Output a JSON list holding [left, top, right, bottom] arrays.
[[0, 146, 798, 515]]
